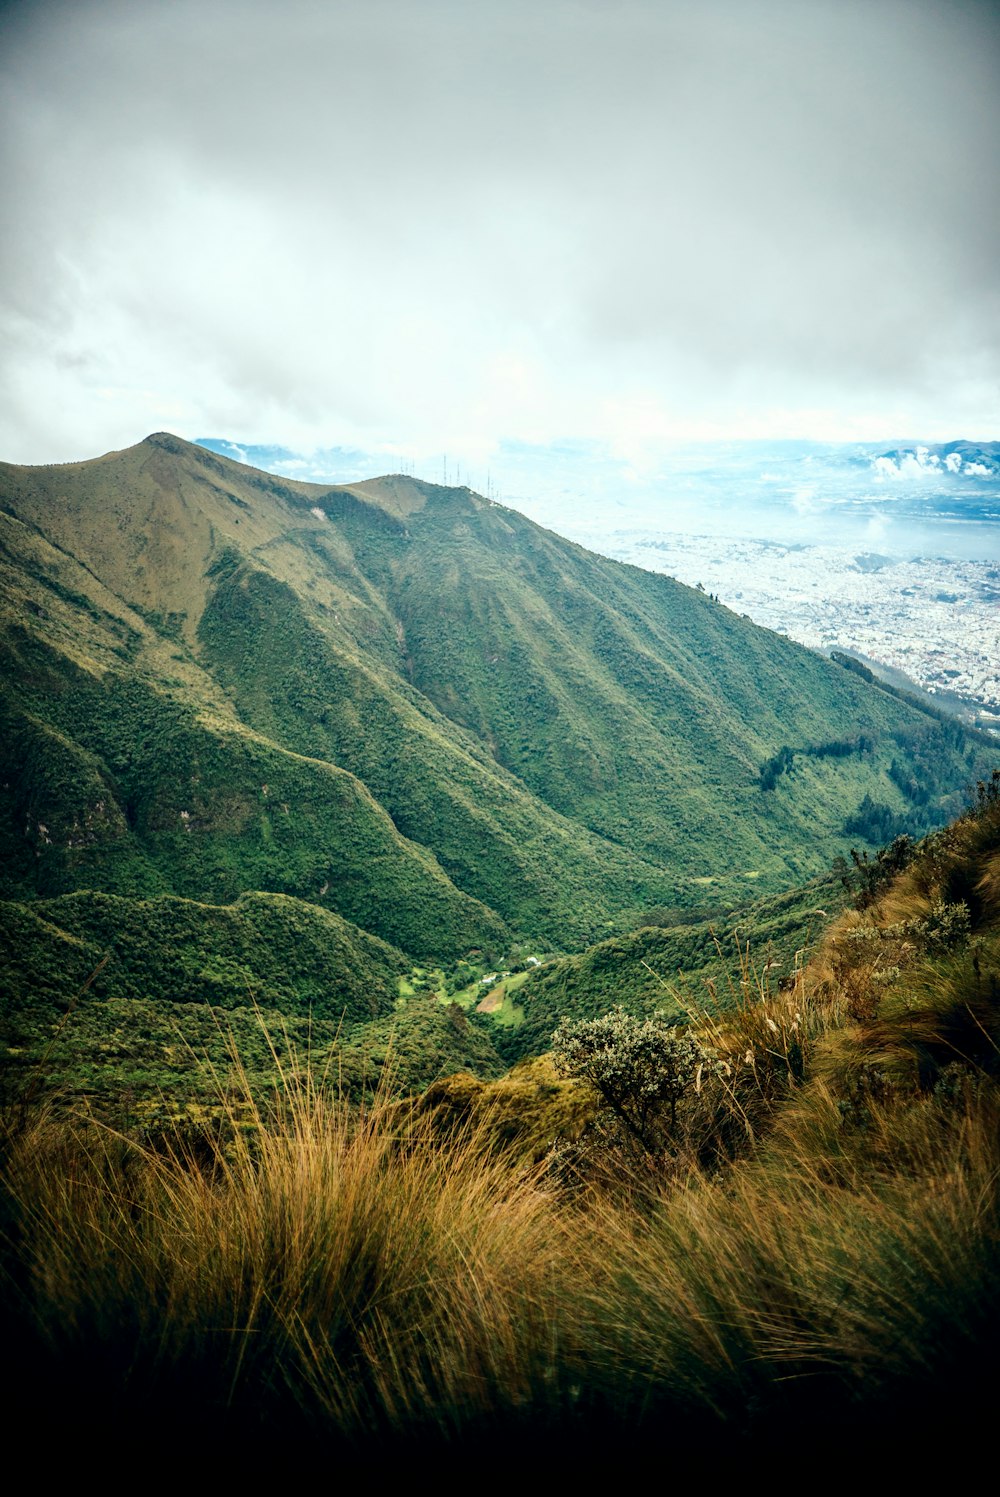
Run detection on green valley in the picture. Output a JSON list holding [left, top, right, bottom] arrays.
[[2, 432, 998, 1465], [0, 431, 995, 1102]]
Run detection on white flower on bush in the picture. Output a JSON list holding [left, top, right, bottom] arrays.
[[551, 1006, 723, 1151]]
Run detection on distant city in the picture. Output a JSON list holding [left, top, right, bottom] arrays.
[[585, 532, 1000, 729], [507, 439, 1000, 734], [199, 436, 1000, 732]]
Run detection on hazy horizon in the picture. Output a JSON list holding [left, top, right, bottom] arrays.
[[187, 432, 999, 563]]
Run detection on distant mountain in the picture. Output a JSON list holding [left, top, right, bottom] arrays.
[[0, 433, 991, 982]]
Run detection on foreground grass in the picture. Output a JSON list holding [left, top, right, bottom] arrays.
[[0, 1081, 580, 1453], [3, 785, 999, 1466], [2, 1066, 997, 1466]]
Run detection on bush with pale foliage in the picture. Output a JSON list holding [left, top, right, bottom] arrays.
[[551, 1006, 723, 1151]]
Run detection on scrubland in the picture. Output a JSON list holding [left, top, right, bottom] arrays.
[[3, 779, 998, 1469]]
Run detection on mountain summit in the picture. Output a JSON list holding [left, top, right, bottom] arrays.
[[0, 433, 989, 957]]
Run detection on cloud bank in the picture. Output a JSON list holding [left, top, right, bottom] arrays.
[[2, 0, 998, 464]]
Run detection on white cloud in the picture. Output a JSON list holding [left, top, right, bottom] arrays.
[[872, 447, 957, 480], [2, 0, 999, 463], [790, 485, 822, 515]]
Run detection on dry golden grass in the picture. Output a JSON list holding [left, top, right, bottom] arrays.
[[0, 1067, 590, 1448], [610, 1081, 999, 1432], [4, 1044, 997, 1457], [2, 787, 998, 1459]]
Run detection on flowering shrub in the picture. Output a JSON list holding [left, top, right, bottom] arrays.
[[846, 899, 971, 955], [551, 1006, 723, 1154]]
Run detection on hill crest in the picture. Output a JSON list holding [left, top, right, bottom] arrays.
[[1, 431, 993, 962]]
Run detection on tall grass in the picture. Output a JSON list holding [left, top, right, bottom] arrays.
[[4, 788, 998, 1461], [599, 1080, 1000, 1435], [0, 1069, 592, 1454], [3, 1058, 997, 1460]]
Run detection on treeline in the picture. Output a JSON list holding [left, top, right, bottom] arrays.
[[888, 720, 978, 807], [831, 650, 997, 748], [842, 793, 908, 845], [759, 735, 874, 791], [841, 715, 991, 844]]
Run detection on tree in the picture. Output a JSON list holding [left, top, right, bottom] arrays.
[[834, 833, 916, 909], [551, 1006, 722, 1154]]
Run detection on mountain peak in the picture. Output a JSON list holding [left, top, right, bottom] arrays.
[[1, 430, 992, 958], [141, 430, 212, 459]]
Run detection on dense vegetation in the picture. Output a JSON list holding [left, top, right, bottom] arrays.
[[504, 870, 847, 1062], [1, 432, 992, 969], [2, 780, 997, 1466], [2, 433, 998, 1463]]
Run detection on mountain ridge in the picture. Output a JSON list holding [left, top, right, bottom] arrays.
[[1, 432, 992, 972]]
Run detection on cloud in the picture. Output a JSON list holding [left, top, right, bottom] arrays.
[[2, 0, 999, 462], [790, 485, 822, 515], [873, 447, 954, 480]]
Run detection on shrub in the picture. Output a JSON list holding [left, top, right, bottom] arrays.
[[550, 1006, 722, 1154], [835, 835, 917, 909]]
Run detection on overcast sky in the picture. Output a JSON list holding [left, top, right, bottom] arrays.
[[2, 0, 998, 468]]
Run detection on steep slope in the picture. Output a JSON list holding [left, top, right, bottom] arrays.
[[0, 628, 506, 958], [0, 432, 992, 961], [503, 872, 847, 1062], [341, 477, 986, 877]]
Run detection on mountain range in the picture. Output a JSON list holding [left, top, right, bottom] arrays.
[[0, 432, 993, 1074]]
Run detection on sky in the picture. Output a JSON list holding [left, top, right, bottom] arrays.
[[2, 0, 999, 472]]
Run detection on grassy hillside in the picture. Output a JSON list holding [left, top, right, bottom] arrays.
[[0, 870, 845, 1113], [0, 622, 508, 958], [0, 886, 509, 1113], [2, 784, 997, 1466], [504, 871, 848, 1061], [0, 889, 406, 1028], [195, 551, 671, 941], [1, 432, 993, 964]]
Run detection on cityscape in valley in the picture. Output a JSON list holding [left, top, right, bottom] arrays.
[[522, 441, 1000, 730], [588, 532, 1000, 726], [201, 435, 1000, 731]]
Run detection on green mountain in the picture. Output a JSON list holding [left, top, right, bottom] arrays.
[[0, 432, 992, 1023], [501, 870, 848, 1063]]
